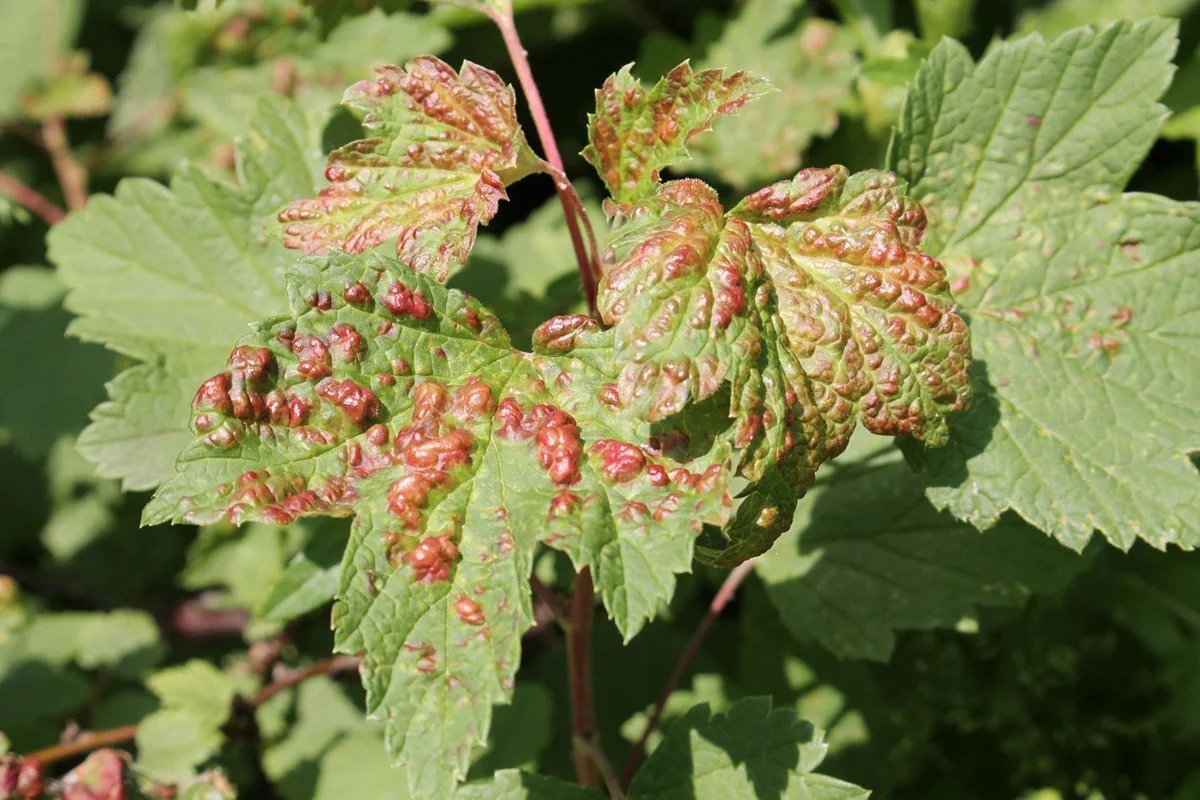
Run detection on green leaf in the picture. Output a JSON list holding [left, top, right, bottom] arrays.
[[456, 770, 606, 800], [0, 0, 83, 117], [598, 169, 971, 564], [49, 95, 325, 490], [0, 267, 113, 458], [1019, 0, 1200, 38], [276, 57, 539, 280], [583, 62, 771, 208], [13, 610, 162, 677], [145, 250, 733, 794], [19, 52, 112, 121], [914, 0, 976, 42], [758, 434, 1085, 660], [257, 524, 347, 623], [137, 660, 236, 779], [662, 2, 859, 190], [626, 697, 869, 799], [888, 20, 1200, 550]]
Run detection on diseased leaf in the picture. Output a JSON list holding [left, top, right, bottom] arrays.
[[758, 435, 1085, 660], [583, 62, 771, 208], [626, 697, 869, 799], [646, 2, 859, 190], [889, 20, 1200, 549], [277, 57, 539, 280], [49, 96, 325, 490], [145, 250, 733, 794], [598, 167, 970, 564]]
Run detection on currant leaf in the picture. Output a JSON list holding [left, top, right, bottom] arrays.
[[757, 435, 1085, 660], [598, 167, 971, 564], [277, 57, 540, 281], [582, 62, 771, 209], [626, 697, 869, 799], [889, 19, 1200, 549], [48, 96, 326, 490], [144, 251, 733, 794]]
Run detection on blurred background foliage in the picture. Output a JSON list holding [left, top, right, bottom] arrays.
[[2, 1, 1200, 798]]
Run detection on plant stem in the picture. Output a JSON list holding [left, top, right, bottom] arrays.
[[492, 7, 601, 315], [25, 725, 139, 766], [620, 558, 759, 789], [24, 655, 363, 766], [576, 733, 625, 799], [41, 117, 88, 211], [0, 172, 66, 225], [530, 574, 571, 628], [566, 567, 600, 788]]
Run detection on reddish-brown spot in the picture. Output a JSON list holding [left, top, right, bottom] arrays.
[[403, 533, 459, 583], [327, 322, 364, 362], [381, 282, 433, 319], [292, 336, 332, 380], [450, 377, 495, 421], [597, 384, 621, 410], [366, 424, 389, 446], [1112, 307, 1133, 327], [193, 373, 232, 414], [549, 490, 582, 518], [497, 529, 514, 554], [317, 379, 379, 426], [493, 399, 583, 485], [1, 754, 44, 799], [647, 465, 669, 486], [621, 500, 650, 521], [343, 281, 372, 305], [591, 440, 645, 482], [454, 595, 486, 626], [532, 314, 600, 351], [405, 641, 437, 674], [307, 290, 333, 311], [463, 307, 483, 333]]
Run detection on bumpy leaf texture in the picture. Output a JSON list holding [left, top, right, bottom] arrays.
[[889, 19, 1200, 550], [145, 252, 732, 795], [595, 166, 970, 564], [582, 62, 771, 208], [277, 57, 539, 280]]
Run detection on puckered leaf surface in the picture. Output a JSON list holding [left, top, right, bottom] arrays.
[[639, 0, 858, 190], [145, 251, 732, 795], [889, 19, 1200, 550], [757, 435, 1085, 660], [277, 57, 539, 280], [582, 62, 771, 208], [48, 96, 326, 490], [597, 167, 970, 564], [626, 697, 869, 799]]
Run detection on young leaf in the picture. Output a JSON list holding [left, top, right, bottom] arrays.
[[145, 251, 733, 794], [598, 167, 971, 563], [48, 96, 326, 490], [277, 57, 540, 280], [582, 62, 771, 208], [137, 660, 235, 779], [626, 697, 869, 799], [640, 1, 858, 189], [757, 436, 1085, 660], [889, 20, 1200, 550]]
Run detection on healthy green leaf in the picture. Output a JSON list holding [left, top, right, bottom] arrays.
[[145, 250, 733, 794], [49, 96, 326, 490], [276, 57, 540, 280], [257, 523, 347, 623], [1019, 0, 1200, 37], [597, 167, 971, 564], [758, 434, 1085, 660], [0, 267, 112, 458], [456, 770, 606, 800], [137, 660, 236, 780], [626, 697, 869, 799], [583, 62, 771, 208], [888, 20, 1200, 549], [0, 0, 83, 117]]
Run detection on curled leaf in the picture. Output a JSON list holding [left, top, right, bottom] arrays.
[[277, 57, 539, 281]]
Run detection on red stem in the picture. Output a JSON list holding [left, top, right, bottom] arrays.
[[566, 567, 600, 788], [24, 655, 363, 767], [492, 9, 601, 315], [0, 172, 66, 225], [620, 558, 759, 789], [41, 117, 88, 211]]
